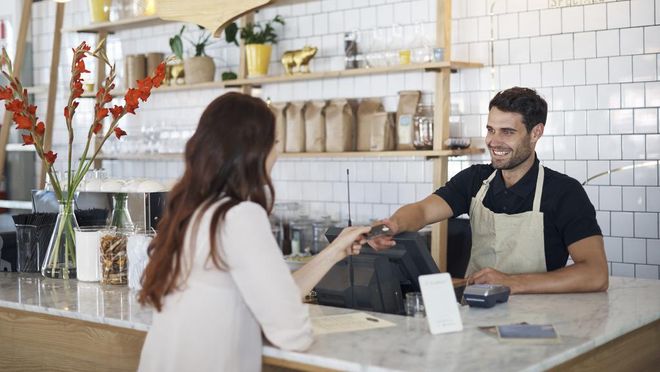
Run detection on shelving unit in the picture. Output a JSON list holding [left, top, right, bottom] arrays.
[[95, 148, 483, 161], [20, 0, 479, 271]]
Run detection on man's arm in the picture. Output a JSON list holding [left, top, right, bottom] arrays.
[[470, 235, 609, 294], [369, 195, 454, 250], [391, 194, 454, 232]]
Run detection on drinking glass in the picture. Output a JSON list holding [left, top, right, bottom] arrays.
[[405, 292, 425, 317]]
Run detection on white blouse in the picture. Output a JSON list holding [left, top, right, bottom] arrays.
[[138, 200, 313, 372]]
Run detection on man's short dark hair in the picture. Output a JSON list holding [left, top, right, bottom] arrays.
[[488, 87, 548, 132]]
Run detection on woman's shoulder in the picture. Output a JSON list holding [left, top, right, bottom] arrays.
[[225, 200, 268, 220]]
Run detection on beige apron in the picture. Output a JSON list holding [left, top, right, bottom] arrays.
[[466, 166, 547, 276]]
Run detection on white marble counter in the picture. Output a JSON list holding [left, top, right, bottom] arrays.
[[1, 273, 659, 372]]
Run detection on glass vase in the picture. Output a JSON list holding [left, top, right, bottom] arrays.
[[41, 200, 79, 279], [109, 193, 134, 230]]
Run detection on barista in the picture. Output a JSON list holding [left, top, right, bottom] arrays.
[[370, 87, 608, 294]]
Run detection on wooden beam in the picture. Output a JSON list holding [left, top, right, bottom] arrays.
[[0, 0, 33, 184], [238, 13, 254, 96], [39, 2, 65, 189], [93, 31, 109, 171]]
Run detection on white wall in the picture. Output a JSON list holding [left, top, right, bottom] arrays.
[[27, 0, 660, 279]]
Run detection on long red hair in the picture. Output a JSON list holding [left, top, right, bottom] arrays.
[[138, 92, 276, 311]]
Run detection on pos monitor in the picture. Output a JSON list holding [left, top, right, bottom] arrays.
[[315, 228, 439, 315]]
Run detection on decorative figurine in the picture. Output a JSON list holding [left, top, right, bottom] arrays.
[[281, 46, 318, 75]]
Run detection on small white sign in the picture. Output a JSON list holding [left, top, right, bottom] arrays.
[[419, 273, 463, 335]]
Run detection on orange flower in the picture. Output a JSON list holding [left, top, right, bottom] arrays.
[[92, 122, 103, 134], [44, 151, 57, 164], [72, 80, 84, 99], [152, 62, 166, 87], [110, 105, 124, 120], [96, 106, 109, 121], [21, 134, 34, 145], [0, 86, 12, 100], [13, 113, 32, 130], [27, 105, 37, 116], [124, 88, 140, 114], [113, 127, 127, 139], [64, 106, 70, 119], [75, 59, 90, 74], [136, 77, 153, 102], [35, 121, 45, 136], [5, 99, 24, 113]]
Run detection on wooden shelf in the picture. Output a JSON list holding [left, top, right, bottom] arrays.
[[63, 15, 170, 33], [94, 148, 483, 161], [79, 60, 483, 98]]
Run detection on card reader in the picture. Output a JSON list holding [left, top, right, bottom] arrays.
[[463, 284, 510, 308]]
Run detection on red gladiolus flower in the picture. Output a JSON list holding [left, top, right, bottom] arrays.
[[113, 127, 127, 139], [0, 86, 12, 100], [5, 99, 24, 113], [27, 105, 37, 116], [72, 80, 84, 99], [110, 105, 123, 120], [14, 113, 32, 130], [75, 59, 90, 74], [152, 62, 166, 87], [64, 106, 70, 119], [124, 88, 140, 114], [21, 134, 34, 145], [136, 77, 153, 102], [44, 151, 57, 164], [96, 107, 109, 121], [92, 122, 103, 134], [35, 121, 45, 136]]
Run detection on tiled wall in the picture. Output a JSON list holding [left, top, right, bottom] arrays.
[[22, 0, 660, 279]]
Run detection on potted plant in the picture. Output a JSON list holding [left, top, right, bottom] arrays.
[[167, 26, 185, 85], [183, 26, 216, 84], [226, 15, 284, 78]]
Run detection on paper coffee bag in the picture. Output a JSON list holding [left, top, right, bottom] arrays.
[[285, 101, 306, 153], [357, 98, 384, 151], [370, 112, 396, 151], [270, 102, 288, 153], [304, 100, 327, 152], [325, 99, 357, 152], [396, 90, 421, 150]]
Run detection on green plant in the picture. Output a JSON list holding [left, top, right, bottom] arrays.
[[169, 26, 185, 60], [225, 15, 285, 45], [221, 71, 237, 81], [188, 26, 214, 57]]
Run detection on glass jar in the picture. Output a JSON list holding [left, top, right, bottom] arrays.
[[413, 104, 434, 150], [290, 217, 313, 256], [127, 228, 155, 290], [108, 193, 134, 230], [100, 228, 130, 285], [272, 202, 301, 255], [75, 225, 110, 282], [311, 217, 335, 255]]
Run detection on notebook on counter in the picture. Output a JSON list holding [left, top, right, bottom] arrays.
[[496, 323, 561, 344]]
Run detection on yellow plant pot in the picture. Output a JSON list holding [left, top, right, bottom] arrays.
[[245, 44, 272, 78], [88, 0, 111, 23]]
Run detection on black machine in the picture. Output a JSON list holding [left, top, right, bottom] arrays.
[[316, 228, 440, 315]]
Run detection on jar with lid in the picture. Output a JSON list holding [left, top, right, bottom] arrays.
[[413, 104, 434, 150], [311, 217, 335, 255], [290, 217, 313, 256], [127, 228, 156, 290]]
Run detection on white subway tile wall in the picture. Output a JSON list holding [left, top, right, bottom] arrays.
[[24, 0, 660, 279]]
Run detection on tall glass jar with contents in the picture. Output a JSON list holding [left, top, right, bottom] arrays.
[[101, 193, 135, 285], [413, 104, 434, 150]]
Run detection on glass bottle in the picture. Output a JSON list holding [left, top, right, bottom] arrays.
[[413, 104, 434, 150], [109, 193, 134, 230]]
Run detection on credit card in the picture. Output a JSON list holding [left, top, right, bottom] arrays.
[[366, 224, 394, 239]]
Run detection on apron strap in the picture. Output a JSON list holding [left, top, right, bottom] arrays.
[[475, 170, 498, 203], [532, 166, 544, 212]]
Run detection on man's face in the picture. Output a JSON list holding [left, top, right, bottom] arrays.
[[485, 107, 540, 170]]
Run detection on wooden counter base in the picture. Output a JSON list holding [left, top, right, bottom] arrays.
[[1, 306, 658, 372]]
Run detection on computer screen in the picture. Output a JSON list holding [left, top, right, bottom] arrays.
[[315, 228, 440, 315]]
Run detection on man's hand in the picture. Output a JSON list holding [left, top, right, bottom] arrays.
[[367, 218, 398, 251], [467, 267, 523, 294]]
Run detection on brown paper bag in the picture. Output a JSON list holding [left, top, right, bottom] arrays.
[[357, 98, 384, 151], [396, 90, 421, 150], [304, 100, 327, 152], [125, 54, 146, 89], [370, 112, 396, 151], [285, 101, 306, 153], [325, 99, 357, 152], [270, 102, 288, 153]]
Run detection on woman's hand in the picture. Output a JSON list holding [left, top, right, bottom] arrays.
[[367, 219, 398, 251], [327, 226, 371, 262]]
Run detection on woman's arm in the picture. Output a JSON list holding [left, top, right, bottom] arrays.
[[292, 226, 370, 297]]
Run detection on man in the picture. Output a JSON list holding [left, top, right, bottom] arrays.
[[372, 87, 608, 294]]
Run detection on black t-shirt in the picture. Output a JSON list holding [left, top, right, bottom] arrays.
[[434, 157, 602, 271]]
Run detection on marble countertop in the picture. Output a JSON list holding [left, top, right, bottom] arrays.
[[1, 273, 659, 372]]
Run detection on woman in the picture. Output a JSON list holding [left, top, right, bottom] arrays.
[[137, 92, 369, 372]]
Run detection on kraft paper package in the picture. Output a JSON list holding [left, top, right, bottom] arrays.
[[396, 90, 422, 150], [325, 99, 358, 152], [369, 112, 396, 151], [304, 100, 327, 152], [285, 101, 306, 153], [270, 102, 288, 153], [357, 98, 385, 151]]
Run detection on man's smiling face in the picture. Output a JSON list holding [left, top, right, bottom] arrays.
[[485, 107, 537, 170]]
